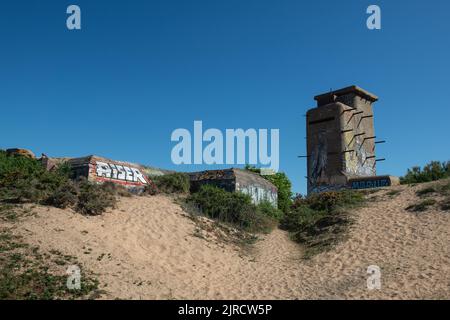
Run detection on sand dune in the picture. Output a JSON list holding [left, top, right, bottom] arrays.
[[7, 181, 450, 299]]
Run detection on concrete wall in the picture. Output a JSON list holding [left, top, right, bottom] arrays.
[[234, 169, 278, 206], [67, 155, 150, 192], [307, 86, 378, 194], [306, 102, 348, 193], [189, 169, 278, 206], [341, 94, 376, 178], [189, 169, 236, 193], [349, 176, 400, 190]]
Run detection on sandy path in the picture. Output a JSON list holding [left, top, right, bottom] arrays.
[[7, 181, 450, 299]]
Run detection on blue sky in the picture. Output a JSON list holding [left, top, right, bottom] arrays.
[[1, 0, 449, 194]]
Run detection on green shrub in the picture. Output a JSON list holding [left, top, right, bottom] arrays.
[[256, 200, 283, 220], [245, 165, 293, 215], [0, 203, 18, 222], [386, 190, 401, 197], [292, 190, 364, 212], [45, 181, 78, 209], [416, 187, 436, 197], [440, 182, 450, 194], [401, 161, 449, 184], [100, 181, 132, 197], [0, 152, 120, 215], [76, 180, 117, 216], [151, 173, 190, 194], [406, 199, 437, 212], [440, 197, 450, 211], [0, 151, 70, 203], [280, 204, 325, 232], [281, 190, 365, 258], [143, 182, 159, 196], [0, 151, 44, 202], [0, 228, 99, 299], [187, 185, 275, 233]]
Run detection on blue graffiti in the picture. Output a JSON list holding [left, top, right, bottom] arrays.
[[351, 179, 390, 189]]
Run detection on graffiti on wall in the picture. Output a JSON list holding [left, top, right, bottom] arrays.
[[309, 184, 347, 194], [94, 161, 148, 184], [309, 130, 328, 190], [350, 178, 390, 189], [236, 183, 277, 206], [344, 133, 375, 177]]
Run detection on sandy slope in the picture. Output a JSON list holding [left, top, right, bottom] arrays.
[[5, 181, 450, 299]]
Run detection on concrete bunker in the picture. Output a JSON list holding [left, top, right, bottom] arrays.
[[305, 85, 399, 193], [65, 155, 153, 193], [189, 168, 278, 206]]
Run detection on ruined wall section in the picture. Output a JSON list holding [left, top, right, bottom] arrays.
[[340, 95, 376, 178], [67, 155, 150, 193], [189, 169, 278, 206], [188, 170, 236, 193], [307, 86, 379, 194], [234, 169, 278, 206], [306, 102, 347, 193]]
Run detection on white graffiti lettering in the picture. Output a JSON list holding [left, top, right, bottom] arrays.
[[95, 161, 147, 184], [236, 183, 277, 206]]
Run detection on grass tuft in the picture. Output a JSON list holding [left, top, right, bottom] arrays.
[[280, 190, 365, 258], [0, 227, 100, 299], [186, 185, 277, 233], [416, 187, 436, 197], [406, 199, 437, 212], [146, 173, 190, 195]]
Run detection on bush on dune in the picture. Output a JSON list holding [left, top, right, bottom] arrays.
[[280, 190, 365, 258], [100, 181, 132, 198], [244, 165, 293, 217], [256, 200, 283, 221], [45, 180, 79, 209], [0, 151, 70, 203], [147, 173, 190, 194], [301, 190, 365, 212], [401, 161, 449, 184], [186, 185, 277, 233], [76, 179, 117, 216], [0, 151, 118, 215]]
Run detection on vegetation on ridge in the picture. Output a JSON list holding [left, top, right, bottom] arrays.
[[280, 190, 366, 258], [186, 185, 279, 233], [0, 150, 117, 215], [400, 161, 449, 184]]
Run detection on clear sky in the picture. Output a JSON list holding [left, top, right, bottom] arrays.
[[1, 0, 449, 195]]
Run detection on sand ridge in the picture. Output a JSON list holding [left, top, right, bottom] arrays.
[[6, 181, 450, 299]]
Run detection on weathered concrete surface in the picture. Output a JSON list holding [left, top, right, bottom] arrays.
[[40, 154, 69, 171], [306, 85, 382, 193], [67, 155, 151, 192], [189, 168, 278, 206], [189, 169, 236, 193]]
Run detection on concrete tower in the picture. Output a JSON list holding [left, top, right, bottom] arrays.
[[306, 85, 391, 194]]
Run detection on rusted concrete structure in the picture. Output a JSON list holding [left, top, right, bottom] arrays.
[[306, 86, 397, 193], [67, 155, 152, 193], [189, 169, 278, 206]]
